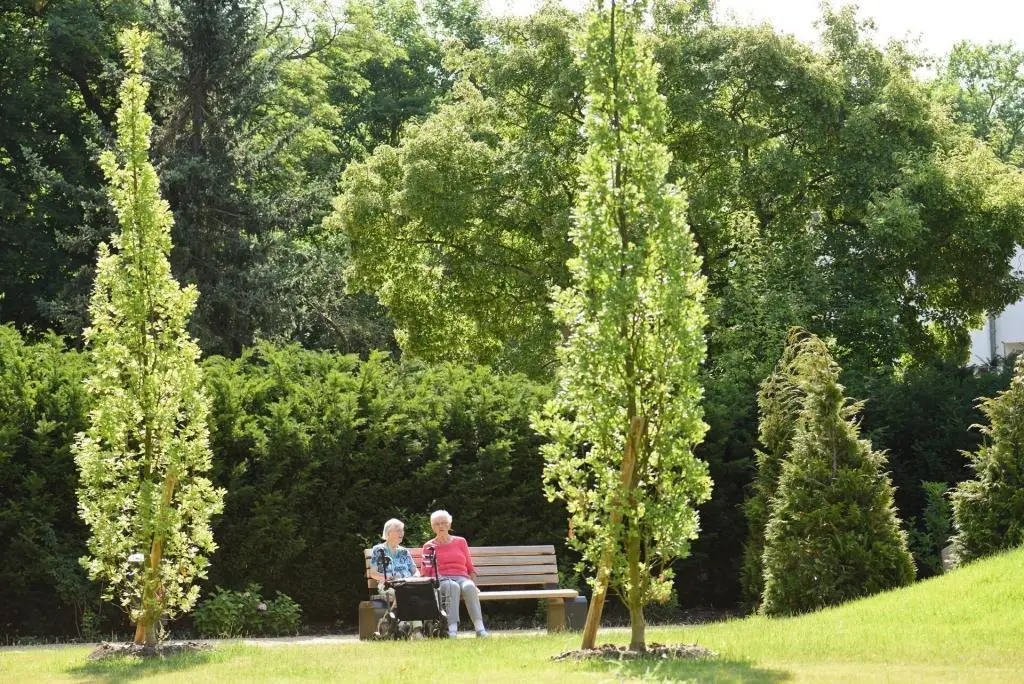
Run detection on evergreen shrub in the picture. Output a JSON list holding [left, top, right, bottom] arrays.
[[0, 326, 94, 637], [951, 356, 1024, 562], [760, 330, 915, 616], [201, 342, 562, 626]]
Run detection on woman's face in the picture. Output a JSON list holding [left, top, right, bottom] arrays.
[[431, 518, 451, 537], [386, 525, 405, 546]]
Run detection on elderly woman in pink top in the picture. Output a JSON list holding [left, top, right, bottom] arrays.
[[421, 509, 489, 638]]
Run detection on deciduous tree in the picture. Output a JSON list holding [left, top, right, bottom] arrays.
[[73, 29, 224, 647], [534, 0, 710, 651]]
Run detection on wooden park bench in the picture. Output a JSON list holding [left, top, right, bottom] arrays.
[[359, 544, 582, 640]]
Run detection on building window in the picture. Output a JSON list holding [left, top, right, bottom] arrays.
[[1003, 341, 1024, 357]]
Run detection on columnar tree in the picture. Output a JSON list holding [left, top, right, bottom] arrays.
[[73, 28, 224, 647], [534, 0, 711, 651], [760, 330, 915, 616], [951, 355, 1024, 562]]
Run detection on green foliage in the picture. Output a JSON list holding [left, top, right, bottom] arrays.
[[0, 326, 96, 637], [859, 360, 1013, 522], [936, 41, 1024, 165], [202, 343, 562, 623], [760, 330, 915, 616], [329, 3, 584, 376], [952, 356, 1024, 562], [0, 0, 137, 337], [535, 0, 710, 647], [656, 7, 1024, 376], [740, 336, 803, 609], [192, 584, 301, 638], [148, 0, 269, 357], [73, 29, 224, 645], [907, 481, 953, 578]]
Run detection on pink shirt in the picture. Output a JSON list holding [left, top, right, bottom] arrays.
[[421, 536, 475, 578]]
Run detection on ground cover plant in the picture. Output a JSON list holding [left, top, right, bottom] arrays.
[[2, 546, 1020, 682]]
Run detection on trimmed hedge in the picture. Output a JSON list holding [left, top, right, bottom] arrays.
[[0, 331, 563, 635], [0, 326, 94, 637], [201, 343, 565, 625]]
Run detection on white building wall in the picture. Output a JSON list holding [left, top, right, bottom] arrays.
[[968, 248, 1024, 365]]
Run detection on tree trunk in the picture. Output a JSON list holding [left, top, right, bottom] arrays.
[[626, 524, 645, 651], [580, 415, 646, 649], [133, 474, 177, 646]]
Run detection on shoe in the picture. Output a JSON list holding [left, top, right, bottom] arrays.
[[447, 627, 458, 638], [411, 629, 425, 641], [475, 630, 490, 638]]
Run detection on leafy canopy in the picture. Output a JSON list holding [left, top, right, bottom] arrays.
[[73, 27, 224, 646], [534, 0, 711, 650]]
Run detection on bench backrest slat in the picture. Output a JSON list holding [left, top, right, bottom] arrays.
[[363, 545, 562, 590]]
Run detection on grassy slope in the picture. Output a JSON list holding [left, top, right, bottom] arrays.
[[1, 547, 1021, 683], [662, 545, 1024, 682]]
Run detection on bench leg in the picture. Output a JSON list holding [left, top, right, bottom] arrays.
[[546, 598, 566, 633], [359, 600, 385, 640]]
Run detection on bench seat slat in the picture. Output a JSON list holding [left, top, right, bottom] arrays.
[[468, 545, 556, 555], [471, 555, 554, 566], [478, 589, 578, 600]]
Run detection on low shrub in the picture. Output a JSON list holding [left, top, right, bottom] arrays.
[[192, 584, 301, 638]]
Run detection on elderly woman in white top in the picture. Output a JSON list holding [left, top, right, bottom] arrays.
[[369, 518, 420, 582], [369, 518, 423, 638]]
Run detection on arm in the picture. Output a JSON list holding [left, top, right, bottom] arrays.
[[461, 538, 478, 581]]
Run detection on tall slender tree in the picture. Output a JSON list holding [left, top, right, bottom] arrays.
[[149, 0, 267, 356], [73, 28, 224, 647], [534, 0, 710, 651]]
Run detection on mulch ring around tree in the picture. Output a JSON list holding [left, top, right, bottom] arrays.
[[87, 641, 213, 661], [552, 642, 717, 662]]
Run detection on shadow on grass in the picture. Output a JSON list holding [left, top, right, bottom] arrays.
[[67, 649, 221, 683], [587, 657, 791, 683]]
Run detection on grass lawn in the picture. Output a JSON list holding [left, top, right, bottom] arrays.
[[2, 547, 1021, 682]]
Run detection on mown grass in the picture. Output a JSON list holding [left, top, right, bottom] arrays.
[[2, 547, 1021, 683]]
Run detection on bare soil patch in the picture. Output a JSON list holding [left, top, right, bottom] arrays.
[[87, 641, 213, 661], [552, 642, 717, 662]]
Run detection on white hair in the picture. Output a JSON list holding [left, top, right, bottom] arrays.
[[381, 518, 405, 539], [430, 509, 452, 525]]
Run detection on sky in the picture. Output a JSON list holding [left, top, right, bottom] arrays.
[[484, 0, 1024, 58]]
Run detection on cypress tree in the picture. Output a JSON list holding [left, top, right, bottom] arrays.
[[761, 330, 914, 616], [951, 355, 1024, 562], [740, 329, 802, 610]]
